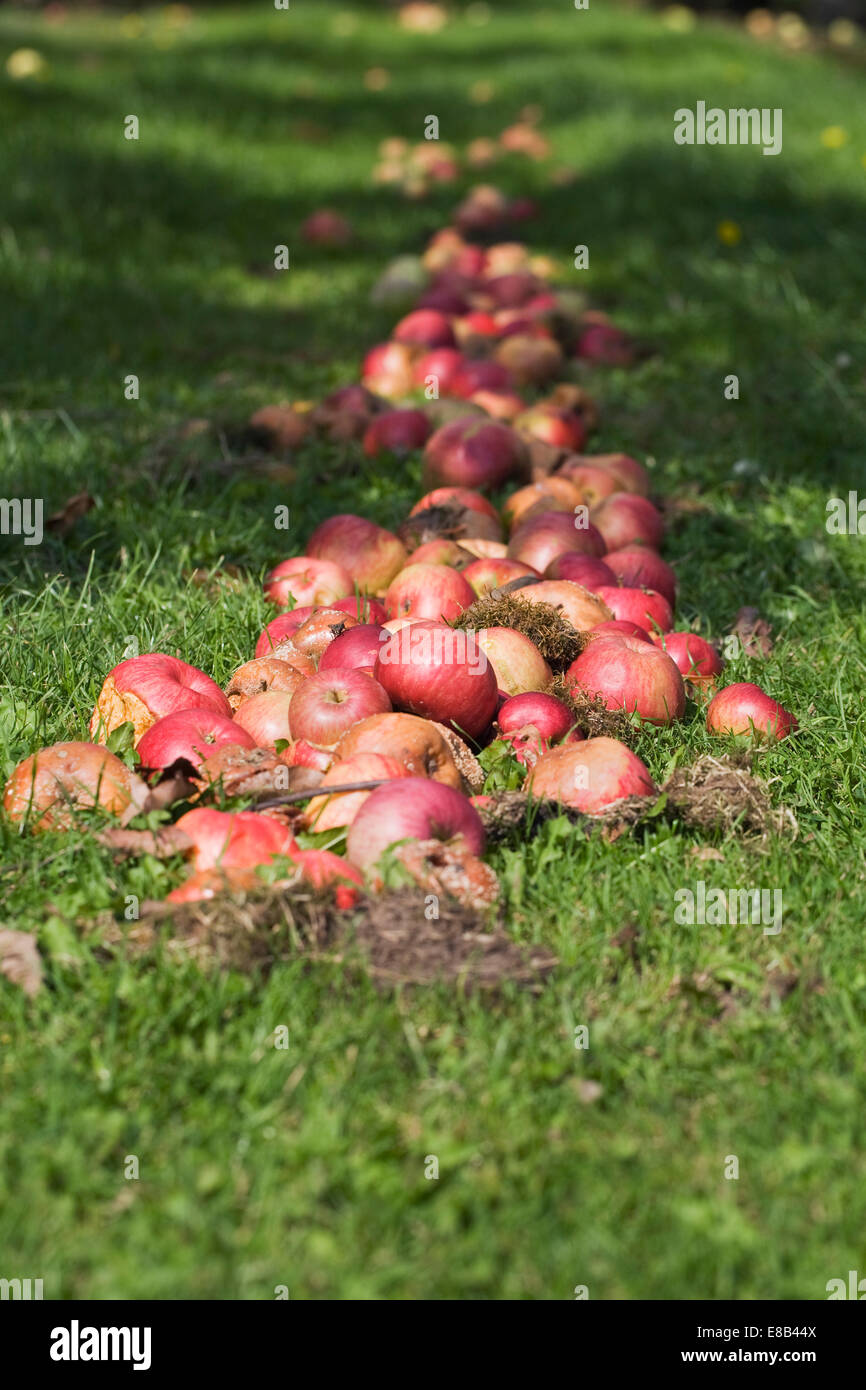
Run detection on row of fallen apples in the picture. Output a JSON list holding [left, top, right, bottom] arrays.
[[3, 217, 798, 912]]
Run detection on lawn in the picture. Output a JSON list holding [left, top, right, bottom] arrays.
[[1, 0, 866, 1300]]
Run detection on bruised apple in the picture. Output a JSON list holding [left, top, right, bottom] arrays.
[[346, 777, 485, 873], [175, 808, 297, 871], [137, 710, 256, 770], [3, 741, 145, 831], [306, 513, 407, 592], [526, 737, 654, 814], [334, 712, 461, 788], [304, 752, 411, 832], [90, 653, 232, 745], [225, 658, 308, 710]]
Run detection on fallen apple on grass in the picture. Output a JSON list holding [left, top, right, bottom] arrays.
[[3, 741, 146, 831], [264, 557, 354, 608], [423, 417, 529, 491], [590, 493, 664, 552], [306, 514, 408, 593], [463, 556, 538, 596], [594, 585, 673, 635], [519, 579, 612, 632], [384, 562, 475, 623], [507, 510, 606, 572], [90, 653, 232, 745], [527, 736, 655, 814], [290, 849, 364, 908], [706, 683, 797, 741], [304, 751, 411, 832], [602, 545, 677, 607], [232, 690, 295, 748], [651, 632, 723, 685], [317, 624, 389, 674], [375, 625, 498, 741], [333, 711, 460, 788], [566, 634, 685, 725], [346, 777, 485, 875], [175, 808, 297, 871], [362, 409, 431, 460], [225, 658, 309, 710], [544, 553, 616, 590], [392, 308, 456, 347], [137, 710, 256, 771], [288, 669, 392, 749], [475, 626, 552, 695]]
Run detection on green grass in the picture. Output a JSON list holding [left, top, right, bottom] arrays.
[[2, 1, 866, 1299]]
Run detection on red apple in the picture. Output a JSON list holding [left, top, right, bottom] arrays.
[[288, 669, 391, 748], [393, 308, 456, 348], [589, 619, 653, 643], [90, 653, 232, 745], [302, 209, 352, 246], [304, 751, 411, 832], [375, 625, 498, 741], [423, 417, 529, 491], [602, 546, 676, 607], [544, 554, 616, 589], [594, 585, 673, 634], [282, 738, 333, 773], [361, 341, 418, 398], [651, 632, 723, 683], [575, 322, 634, 366], [137, 709, 256, 770], [410, 486, 500, 525], [507, 510, 606, 572], [290, 849, 364, 908], [463, 556, 538, 596], [330, 594, 388, 625], [275, 609, 359, 664], [706, 683, 797, 741], [504, 479, 582, 529], [175, 807, 297, 871], [346, 777, 485, 873], [591, 493, 664, 551], [555, 462, 620, 507], [305, 514, 407, 593], [3, 741, 145, 831], [384, 562, 475, 622], [412, 347, 466, 395], [264, 556, 353, 608], [452, 360, 514, 399], [318, 624, 389, 674], [527, 736, 654, 813], [333, 712, 461, 788], [561, 452, 650, 497], [362, 409, 431, 459], [469, 388, 526, 421], [232, 690, 294, 747], [567, 635, 685, 725], [255, 610, 315, 658], [515, 405, 585, 450], [498, 693, 575, 742], [476, 626, 551, 695], [408, 538, 474, 568]]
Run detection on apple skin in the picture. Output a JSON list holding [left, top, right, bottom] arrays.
[[374, 625, 499, 741], [476, 626, 551, 695], [301, 209, 352, 246], [331, 594, 388, 625], [346, 777, 485, 874], [452, 360, 514, 399], [469, 389, 526, 421], [463, 557, 538, 596], [392, 308, 456, 348], [275, 610, 359, 663], [333, 712, 461, 788], [495, 335, 564, 388], [498, 693, 575, 742], [137, 710, 256, 770], [589, 619, 653, 643], [527, 736, 654, 814], [282, 738, 333, 773], [225, 658, 308, 710], [175, 807, 297, 872], [555, 462, 620, 508], [89, 653, 232, 745], [423, 417, 529, 491], [232, 690, 295, 747], [362, 409, 431, 460], [544, 554, 616, 589], [651, 632, 723, 682], [706, 683, 797, 741], [288, 669, 392, 749], [306, 514, 407, 592], [594, 585, 673, 634], [566, 634, 686, 725], [504, 477, 582, 528], [384, 562, 475, 623], [264, 556, 354, 608], [519, 580, 613, 632], [304, 751, 411, 832], [590, 493, 664, 552], [412, 347, 466, 395], [291, 849, 364, 909], [560, 452, 650, 497], [410, 486, 501, 525], [318, 624, 389, 674], [507, 510, 606, 572], [361, 340, 418, 398], [575, 322, 634, 366], [255, 610, 314, 658], [602, 546, 677, 607], [3, 741, 145, 831], [514, 405, 586, 450], [407, 538, 474, 568]]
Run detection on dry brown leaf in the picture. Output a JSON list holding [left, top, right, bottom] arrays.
[[46, 492, 95, 535], [0, 930, 42, 997]]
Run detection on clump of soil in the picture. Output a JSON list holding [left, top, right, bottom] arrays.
[[545, 672, 636, 743], [93, 887, 557, 992], [453, 594, 584, 671], [664, 753, 798, 840]]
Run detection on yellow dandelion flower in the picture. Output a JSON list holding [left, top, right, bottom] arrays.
[[6, 48, 45, 80], [717, 220, 742, 247], [821, 126, 848, 149]]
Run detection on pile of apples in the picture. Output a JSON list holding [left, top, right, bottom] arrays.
[[3, 212, 798, 910]]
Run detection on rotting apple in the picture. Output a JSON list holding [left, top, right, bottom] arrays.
[[137, 709, 256, 770], [232, 690, 295, 747], [303, 751, 411, 832], [333, 712, 462, 787], [346, 777, 485, 874], [90, 653, 232, 745], [225, 658, 309, 710], [3, 741, 146, 831], [175, 807, 297, 871], [527, 736, 654, 814]]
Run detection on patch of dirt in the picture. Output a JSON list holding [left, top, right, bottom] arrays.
[[92, 887, 557, 992], [545, 673, 637, 743], [664, 753, 797, 840]]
